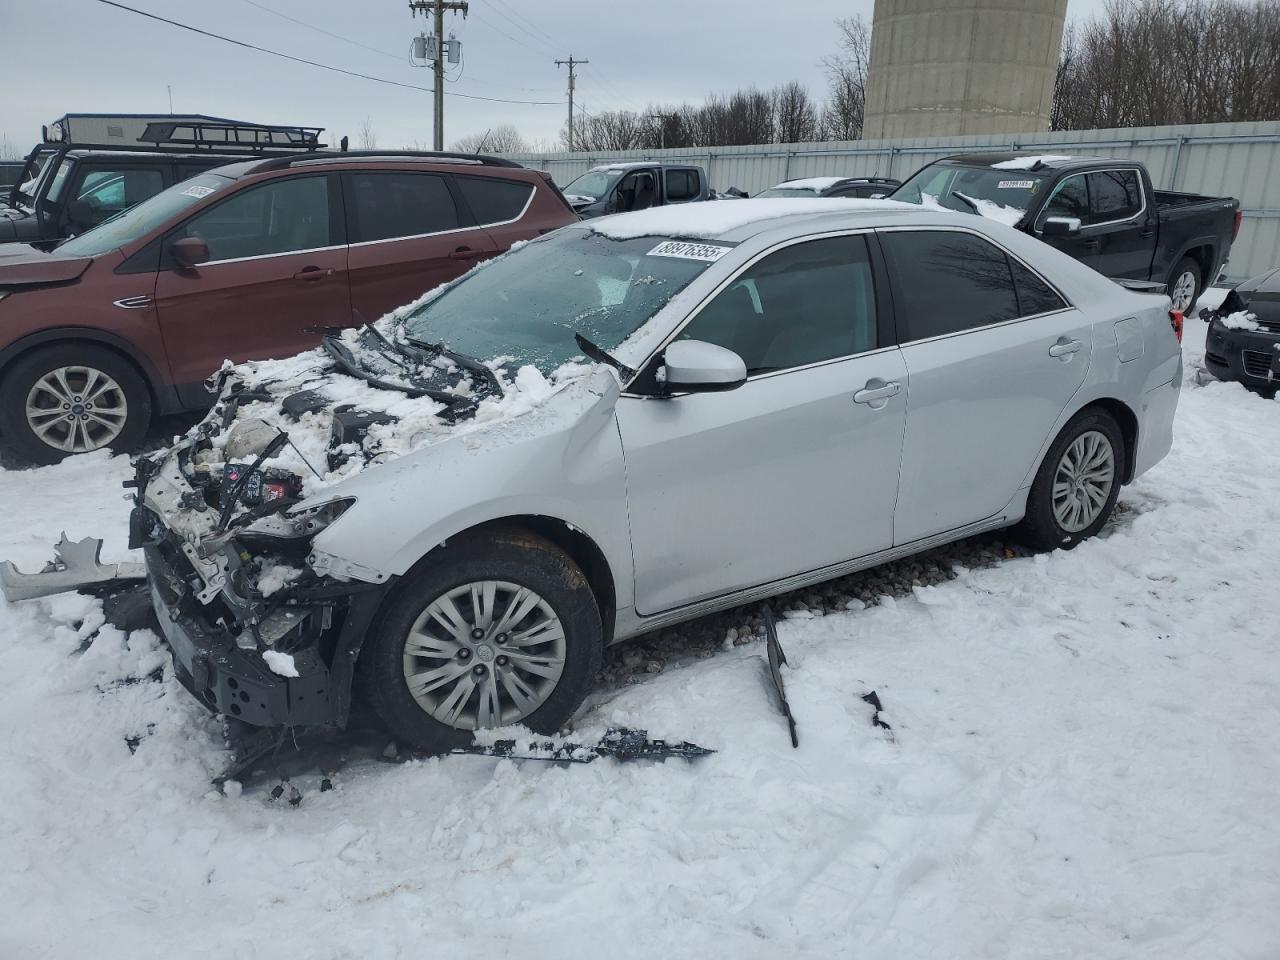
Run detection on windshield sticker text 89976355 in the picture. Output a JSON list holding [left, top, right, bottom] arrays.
[[647, 240, 733, 262]]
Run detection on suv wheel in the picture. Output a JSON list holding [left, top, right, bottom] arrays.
[[1018, 408, 1125, 551], [1168, 257, 1202, 314], [357, 530, 603, 753], [0, 344, 152, 465]]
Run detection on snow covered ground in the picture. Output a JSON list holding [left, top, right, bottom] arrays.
[[3, 290, 1279, 959]]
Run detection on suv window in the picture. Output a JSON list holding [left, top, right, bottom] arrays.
[[348, 172, 459, 242], [455, 176, 532, 225], [677, 235, 877, 374], [1087, 169, 1142, 222], [178, 175, 330, 261], [75, 168, 165, 226], [665, 169, 698, 202], [881, 230, 1021, 340], [1041, 174, 1088, 224]]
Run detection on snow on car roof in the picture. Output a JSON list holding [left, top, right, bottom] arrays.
[[773, 176, 848, 191], [588, 197, 913, 241], [990, 154, 1077, 170]]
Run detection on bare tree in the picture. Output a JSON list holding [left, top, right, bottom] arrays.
[[357, 117, 377, 150], [773, 83, 819, 143], [820, 15, 871, 140], [449, 124, 529, 153], [0, 134, 23, 161]]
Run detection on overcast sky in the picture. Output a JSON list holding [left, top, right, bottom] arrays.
[[3, 0, 1115, 155]]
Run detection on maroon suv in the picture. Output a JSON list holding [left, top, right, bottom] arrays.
[[0, 152, 577, 463]]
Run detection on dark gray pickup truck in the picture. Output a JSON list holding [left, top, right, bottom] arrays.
[[560, 162, 709, 219], [890, 153, 1242, 313]]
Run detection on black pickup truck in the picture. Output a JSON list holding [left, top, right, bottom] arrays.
[[560, 162, 710, 219], [1, 115, 326, 247], [890, 153, 1242, 313]]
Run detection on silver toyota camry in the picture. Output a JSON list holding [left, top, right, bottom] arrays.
[[135, 199, 1183, 751]]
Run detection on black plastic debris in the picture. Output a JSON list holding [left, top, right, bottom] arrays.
[[762, 607, 799, 748], [861, 690, 895, 742], [448, 727, 714, 764]]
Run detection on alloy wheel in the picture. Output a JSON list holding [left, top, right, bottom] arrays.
[[1051, 429, 1116, 533], [24, 365, 129, 453], [1170, 270, 1197, 312], [402, 580, 567, 730]]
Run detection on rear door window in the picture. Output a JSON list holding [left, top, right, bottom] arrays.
[[664, 169, 698, 202], [880, 230, 1021, 341], [455, 176, 533, 225], [1010, 258, 1068, 315], [177, 175, 331, 261], [677, 235, 877, 373], [347, 172, 459, 242], [1087, 169, 1142, 223]]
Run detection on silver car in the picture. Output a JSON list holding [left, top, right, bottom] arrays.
[[137, 199, 1183, 751]]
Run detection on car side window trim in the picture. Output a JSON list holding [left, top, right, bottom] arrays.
[[874, 223, 1076, 348], [446, 173, 536, 229], [1037, 167, 1147, 232], [621, 227, 889, 396]]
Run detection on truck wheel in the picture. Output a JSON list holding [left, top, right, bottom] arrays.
[[357, 529, 603, 754], [1017, 408, 1125, 551], [0, 344, 152, 465], [1167, 257, 1202, 314]]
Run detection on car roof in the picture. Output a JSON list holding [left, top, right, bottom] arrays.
[[941, 152, 1105, 170], [219, 151, 528, 180]]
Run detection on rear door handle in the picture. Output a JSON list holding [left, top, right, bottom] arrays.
[[294, 266, 333, 281], [1049, 337, 1083, 358], [853, 378, 901, 406]]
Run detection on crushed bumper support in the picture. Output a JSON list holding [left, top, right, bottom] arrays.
[[0, 534, 145, 603]]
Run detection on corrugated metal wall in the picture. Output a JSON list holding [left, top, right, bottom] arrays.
[[504, 120, 1280, 282]]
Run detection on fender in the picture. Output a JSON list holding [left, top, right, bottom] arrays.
[[0, 326, 182, 414], [1156, 235, 1218, 286]]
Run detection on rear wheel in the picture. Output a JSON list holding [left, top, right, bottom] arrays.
[[0, 344, 151, 465], [357, 530, 603, 753], [1018, 409, 1125, 551], [1167, 257, 1202, 314]]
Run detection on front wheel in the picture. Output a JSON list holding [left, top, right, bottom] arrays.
[[357, 530, 603, 753], [1018, 409, 1125, 551], [0, 344, 152, 465]]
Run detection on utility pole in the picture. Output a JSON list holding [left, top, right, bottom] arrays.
[[409, 0, 469, 150], [647, 112, 676, 149], [555, 56, 588, 151]]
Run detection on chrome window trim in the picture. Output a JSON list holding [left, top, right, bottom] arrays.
[[345, 175, 535, 249], [193, 242, 347, 268], [621, 226, 886, 395], [1035, 166, 1147, 232]]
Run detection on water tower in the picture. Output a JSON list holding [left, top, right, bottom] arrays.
[[862, 0, 1068, 139]]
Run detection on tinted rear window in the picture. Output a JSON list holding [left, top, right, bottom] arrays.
[[348, 172, 459, 242], [456, 176, 533, 225]]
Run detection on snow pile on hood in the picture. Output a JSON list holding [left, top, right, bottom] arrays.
[[589, 197, 914, 241], [1218, 310, 1262, 331], [991, 154, 1074, 170]]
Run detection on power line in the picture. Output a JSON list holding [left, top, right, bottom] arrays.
[[237, 0, 403, 62], [89, 0, 559, 105], [487, 0, 566, 55]]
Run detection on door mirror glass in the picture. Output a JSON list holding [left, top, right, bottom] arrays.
[[170, 235, 210, 268], [1042, 216, 1081, 237], [660, 339, 747, 392]]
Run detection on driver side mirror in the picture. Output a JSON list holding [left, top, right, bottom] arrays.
[[170, 236, 210, 269], [66, 199, 95, 227], [1041, 216, 1082, 237], [659, 339, 747, 393]]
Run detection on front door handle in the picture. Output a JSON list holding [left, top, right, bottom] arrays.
[[1049, 337, 1083, 359], [450, 245, 484, 261], [294, 266, 333, 281], [853, 378, 901, 407]]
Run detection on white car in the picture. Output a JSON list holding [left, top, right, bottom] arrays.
[[135, 199, 1183, 751]]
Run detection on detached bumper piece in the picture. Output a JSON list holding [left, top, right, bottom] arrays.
[[146, 545, 335, 727], [447, 727, 715, 764], [0, 534, 145, 603]]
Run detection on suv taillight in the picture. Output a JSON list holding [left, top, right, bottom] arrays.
[[1233, 209, 1243, 240], [1169, 309, 1184, 343]]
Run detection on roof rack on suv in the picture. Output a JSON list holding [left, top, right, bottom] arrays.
[[139, 120, 325, 152], [250, 150, 524, 173]]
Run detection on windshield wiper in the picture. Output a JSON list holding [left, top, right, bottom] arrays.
[[403, 335, 504, 397], [574, 333, 636, 380], [951, 192, 979, 213]]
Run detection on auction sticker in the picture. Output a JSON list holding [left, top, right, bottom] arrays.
[[181, 185, 216, 199], [997, 179, 1035, 189], [647, 240, 732, 262]]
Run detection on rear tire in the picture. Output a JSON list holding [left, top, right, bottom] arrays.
[[356, 529, 603, 754], [0, 344, 151, 465], [1168, 257, 1202, 314], [1017, 408, 1125, 551]]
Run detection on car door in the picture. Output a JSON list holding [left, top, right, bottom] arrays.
[[154, 173, 351, 389], [614, 233, 908, 615], [1084, 168, 1155, 279], [344, 170, 499, 324], [880, 227, 1091, 545]]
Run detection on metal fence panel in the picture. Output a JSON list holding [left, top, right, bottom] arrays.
[[504, 120, 1280, 281]]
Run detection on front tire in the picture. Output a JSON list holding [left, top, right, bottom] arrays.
[[1168, 257, 1202, 314], [0, 344, 151, 465], [357, 530, 603, 754], [1018, 409, 1125, 551]]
